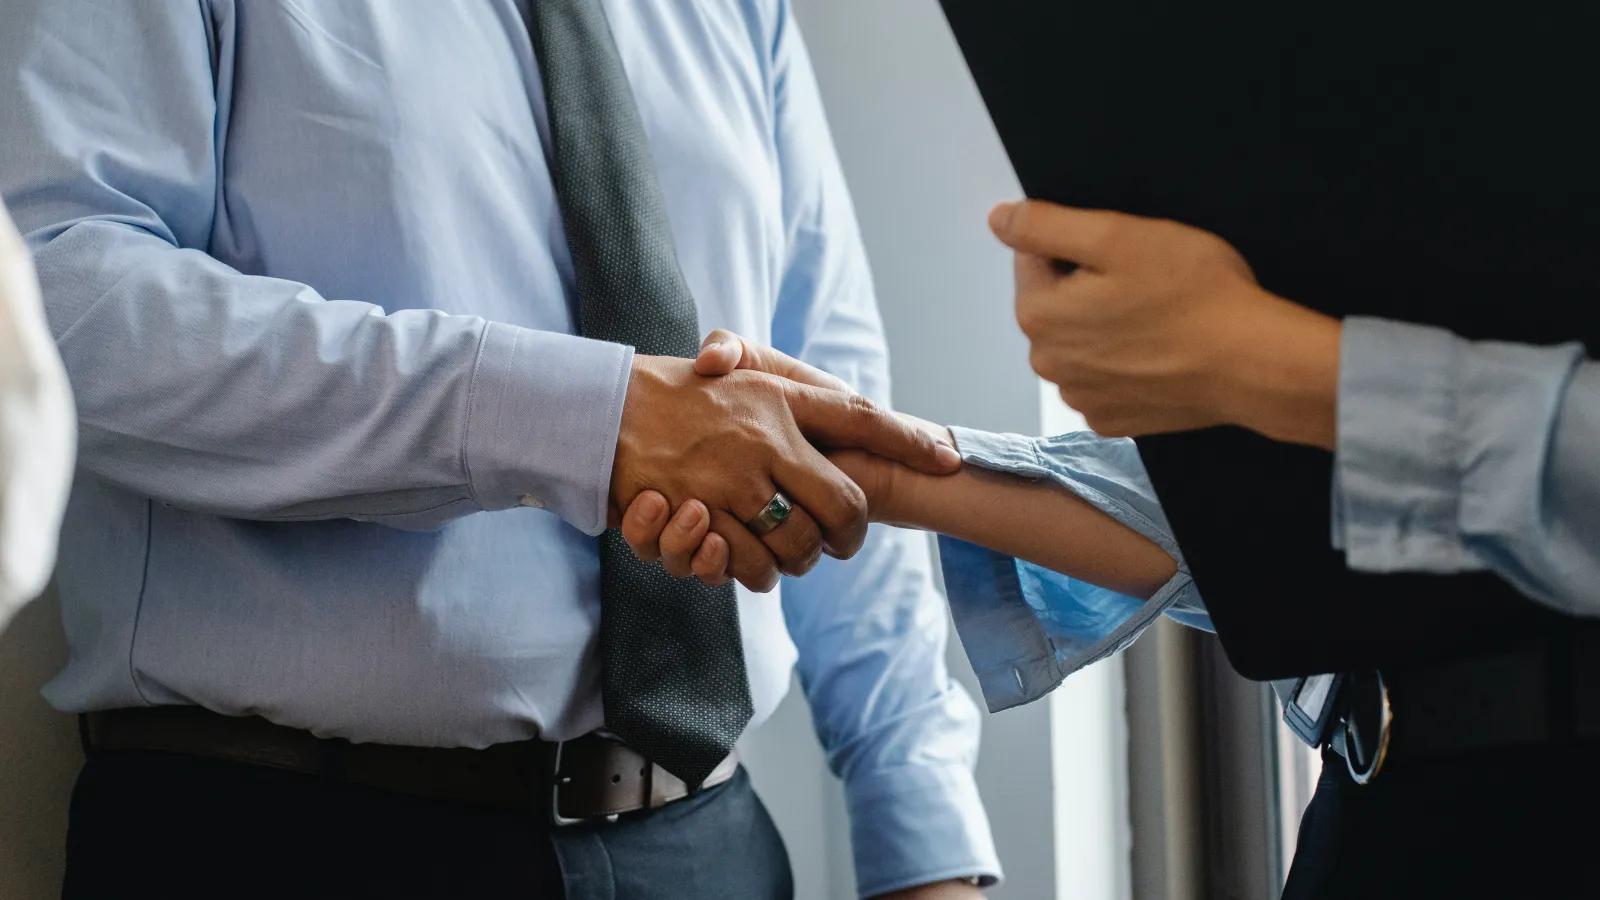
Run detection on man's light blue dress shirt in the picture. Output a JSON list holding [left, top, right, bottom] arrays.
[[0, 1, 998, 893], [942, 319, 1597, 713]]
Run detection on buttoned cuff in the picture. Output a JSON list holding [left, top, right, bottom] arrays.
[[1333, 317, 1480, 571], [846, 761, 1002, 897], [462, 322, 633, 536], [947, 425, 1052, 479], [940, 426, 1207, 713]]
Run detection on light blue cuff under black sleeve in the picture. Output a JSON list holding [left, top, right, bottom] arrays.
[[1333, 316, 1600, 615], [939, 427, 1209, 712]]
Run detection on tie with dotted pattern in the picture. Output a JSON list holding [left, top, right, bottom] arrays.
[[528, 0, 754, 788]]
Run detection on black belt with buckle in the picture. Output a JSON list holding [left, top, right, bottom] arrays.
[[1281, 626, 1600, 783], [81, 706, 740, 826]]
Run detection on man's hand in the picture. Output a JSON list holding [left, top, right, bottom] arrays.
[[624, 437, 941, 585], [611, 348, 959, 591], [617, 331, 960, 588], [988, 200, 1342, 448]]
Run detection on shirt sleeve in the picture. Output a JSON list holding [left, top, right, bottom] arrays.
[[0, 0, 630, 536], [1332, 316, 1600, 616], [938, 428, 1210, 713], [760, 3, 1000, 894]]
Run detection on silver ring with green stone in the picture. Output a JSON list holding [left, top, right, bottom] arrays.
[[746, 492, 793, 537]]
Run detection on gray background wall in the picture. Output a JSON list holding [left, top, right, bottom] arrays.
[[0, 3, 1055, 898]]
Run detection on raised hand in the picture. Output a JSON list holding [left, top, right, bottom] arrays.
[[988, 200, 1341, 447], [610, 345, 960, 592]]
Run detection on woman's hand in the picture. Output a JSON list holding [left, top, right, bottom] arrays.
[[989, 200, 1342, 448], [829, 409, 954, 511]]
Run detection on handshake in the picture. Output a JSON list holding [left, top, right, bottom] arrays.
[[608, 328, 959, 593]]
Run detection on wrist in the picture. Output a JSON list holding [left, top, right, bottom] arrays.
[[1212, 291, 1342, 449], [613, 353, 685, 498], [871, 456, 916, 525], [871, 878, 986, 899]]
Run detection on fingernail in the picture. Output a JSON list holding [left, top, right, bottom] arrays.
[[989, 201, 1021, 234], [703, 340, 723, 352], [639, 492, 667, 521], [936, 442, 962, 469], [677, 502, 704, 530]]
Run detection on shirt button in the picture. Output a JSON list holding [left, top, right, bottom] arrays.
[[519, 494, 546, 509]]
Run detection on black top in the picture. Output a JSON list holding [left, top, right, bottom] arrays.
[[940, 1, 1597, 679]]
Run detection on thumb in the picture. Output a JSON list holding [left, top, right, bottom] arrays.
[[696, 328, 854, 393], [695, 329, 745, 376], [989, 199, 1127, 270]]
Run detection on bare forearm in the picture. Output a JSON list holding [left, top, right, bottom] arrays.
[[875, 462, 1177, 600]]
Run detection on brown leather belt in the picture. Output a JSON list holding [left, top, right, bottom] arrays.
[[82, 706, 739, 826]]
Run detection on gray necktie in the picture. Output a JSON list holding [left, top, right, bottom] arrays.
[[528, 0, 754, 788]]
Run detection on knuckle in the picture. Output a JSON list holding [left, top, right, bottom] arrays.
[[619, 519, 644, 544], [742, 483, 777, 520], [743, 566, 780, 593], [621, 530, 659, 559], [1081, 402, 1124, 435], [1060, 389, 1094, 419], [813, 477, 867, 534], [788, 526, 824, 569], [669, 504, 705, 537], [839, 479, 869, 525], [845, 391, 879, 418], [1028, 347, 1057, 381], [785, 552, 821, 578], [658, 530, 691, 558]]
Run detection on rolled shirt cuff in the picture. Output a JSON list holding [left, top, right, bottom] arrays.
[[463, 322, 633, 536], [939, 427, 1207, 712]]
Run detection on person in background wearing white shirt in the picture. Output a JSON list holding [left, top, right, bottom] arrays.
[[0, 201, 74, 632]]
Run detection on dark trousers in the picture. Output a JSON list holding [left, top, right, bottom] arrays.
[[62, 750, 793, 899], [1283, 742, 1600, 899]]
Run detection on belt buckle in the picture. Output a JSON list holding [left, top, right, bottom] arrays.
[[1341, 670, 1394, 785], [548, 740, 621, 828]]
